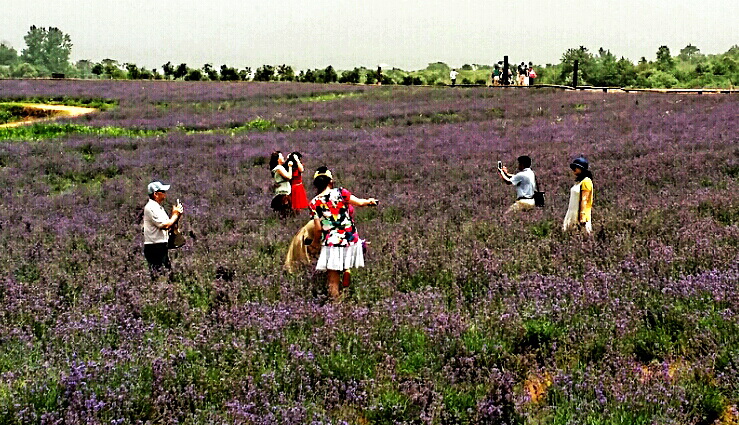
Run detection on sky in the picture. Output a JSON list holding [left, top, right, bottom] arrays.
[[1, 0, 737, 71]]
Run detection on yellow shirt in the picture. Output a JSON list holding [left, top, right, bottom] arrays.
[[579, 178, 593, 222]]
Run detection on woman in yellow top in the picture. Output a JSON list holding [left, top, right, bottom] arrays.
[[563, 157, 594, 234]]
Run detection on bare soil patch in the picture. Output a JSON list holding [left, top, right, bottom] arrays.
[[0, 103, 97, 128]]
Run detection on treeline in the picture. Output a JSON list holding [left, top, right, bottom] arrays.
[[1, 26, 737, 88]]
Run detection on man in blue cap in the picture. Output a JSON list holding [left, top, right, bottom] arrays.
[[143, 181, 184, 278]]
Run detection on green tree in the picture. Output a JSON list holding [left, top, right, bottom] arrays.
[[202, 63, 219, 81], [21, 26, 72, 74], [678, 44, 702, 62], [655, 45, 675, 72], [11, 62, 39, 78], [322, 65, 337, 83], [125, 63, 141, 79], [173, 63, 188, 79], [219, 64, 240, 81], [277, 64, 295, 81], [239, 67, 252, 81], [91, 63, 104, 77], [0, 42, 18, 66], [558, 46, 594, 85], [339, 68, 360, 84], [162, 61, 174, 80], [254, 65, 275, 81], [300, 69, 316, 83], [101, 59, 124, 79], [184, 68, 202, 81]]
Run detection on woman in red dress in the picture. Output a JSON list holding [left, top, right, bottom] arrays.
[[287, 152, 310, 211]]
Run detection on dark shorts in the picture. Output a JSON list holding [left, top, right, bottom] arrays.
[[144, 243, 170, 275]]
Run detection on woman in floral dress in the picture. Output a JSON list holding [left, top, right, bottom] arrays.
[[309, 167, 378, 300]]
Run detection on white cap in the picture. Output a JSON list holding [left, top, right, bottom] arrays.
[[147, 181, 171, 194]]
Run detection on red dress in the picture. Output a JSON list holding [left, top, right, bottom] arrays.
[[290, 169, 310, 210]]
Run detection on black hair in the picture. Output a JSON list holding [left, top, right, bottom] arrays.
[[575, 169, 593, 182], [286, 151, 302, 167], [517, 155, 532, 169], [313, 166, 332, 193], [269, 151, 281, 170]]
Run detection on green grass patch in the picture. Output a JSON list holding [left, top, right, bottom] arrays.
[[45, 165, 122, 194], [275, 91, 364, 103], [0, 123, 163, 141]]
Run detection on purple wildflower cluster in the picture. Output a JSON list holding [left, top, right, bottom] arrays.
[[0, 80, 737, 424]]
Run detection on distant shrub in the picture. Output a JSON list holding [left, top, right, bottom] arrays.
[[339, 68, 360, 84], [254, 65, 275, 81], [184, 69, 202, 81]]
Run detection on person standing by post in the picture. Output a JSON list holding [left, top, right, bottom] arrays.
[[450, 69, 458, 86], [498, 155, 537, 213], [143, 181, 183, 278], [563, 157, 594, 234]]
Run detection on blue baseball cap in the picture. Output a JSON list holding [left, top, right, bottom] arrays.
[[147, 181, 171, 194]]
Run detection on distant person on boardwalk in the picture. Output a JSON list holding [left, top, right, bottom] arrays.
[[270, 151, 293, 217], [286, 152, 309, 211], [498, 155, 538, 213], [518, 62, 527, 86], [450, 69, 458, 86], [563, 157, 594, 234], [143, 181, 184, 279], [528, 62, 537, 86], [309, 167, 378, 301], [492, 65, 501, 86]]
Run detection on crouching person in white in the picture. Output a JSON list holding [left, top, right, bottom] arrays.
[[143, 181, 183, 279], [499, 155, 537, 213], [309, 167, 378, 301]]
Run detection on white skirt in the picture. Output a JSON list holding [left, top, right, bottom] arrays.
[[316, 244, 364, 271]]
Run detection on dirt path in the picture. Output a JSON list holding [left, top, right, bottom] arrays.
[[0, 103, 97, 128]]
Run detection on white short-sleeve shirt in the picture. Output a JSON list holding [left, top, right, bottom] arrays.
[[510, 168, 536, 199], [143, 199, 169, 244]]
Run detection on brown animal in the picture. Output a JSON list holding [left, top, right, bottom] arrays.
[[284, 220, 322, 273]]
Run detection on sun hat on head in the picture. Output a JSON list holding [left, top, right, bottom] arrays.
[[313, 168, 333, 180], [147, 181, 171, 194], [570, 157, 589, 171]]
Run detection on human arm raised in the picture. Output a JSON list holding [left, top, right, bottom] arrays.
[[498, 166, 513, 184], [348, 195, 378, 207], [275, 164, 293, 179]]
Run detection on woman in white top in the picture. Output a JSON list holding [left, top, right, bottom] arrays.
[[269, 151, 293, 215]]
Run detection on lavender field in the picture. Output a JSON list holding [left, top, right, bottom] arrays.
[[0, 80, 738, 424]]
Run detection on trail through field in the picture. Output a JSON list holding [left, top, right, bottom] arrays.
[[0, 103, 97, 128]]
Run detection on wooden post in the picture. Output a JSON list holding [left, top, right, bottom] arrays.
[[503, 56, 509, 86], [572, 60, 579, 88]]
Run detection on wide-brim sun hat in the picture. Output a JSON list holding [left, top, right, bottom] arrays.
[[148, 181, 171, 194], [570, 157, 589, 171]]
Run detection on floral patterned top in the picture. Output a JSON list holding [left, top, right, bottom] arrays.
[[309, 188, 359, 247]]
